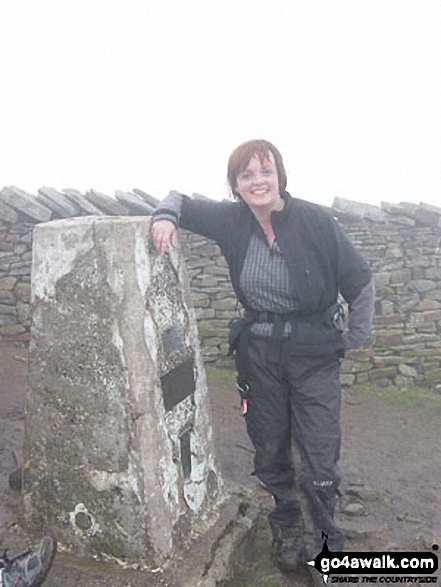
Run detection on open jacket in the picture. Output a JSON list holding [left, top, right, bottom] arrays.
[[152, 191, 375, 355]]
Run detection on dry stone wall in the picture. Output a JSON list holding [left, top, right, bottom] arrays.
[[1, 186, 441, 389], [332, 198, 441, 389]]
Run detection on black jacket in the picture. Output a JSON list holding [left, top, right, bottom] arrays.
[[153, 191, 374, 355]]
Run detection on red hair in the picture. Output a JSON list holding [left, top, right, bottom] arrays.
[[227, 139, 287, 197]]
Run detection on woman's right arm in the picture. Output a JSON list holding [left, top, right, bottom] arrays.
[[150, 190, 184, 254], [150, 219, 177, 254], [151, 190, 235, 253]]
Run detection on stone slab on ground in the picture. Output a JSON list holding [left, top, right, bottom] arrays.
[[4, 489, 260, 587]]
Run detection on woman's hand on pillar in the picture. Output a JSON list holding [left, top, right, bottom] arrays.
[[150, 219, 177, 254]]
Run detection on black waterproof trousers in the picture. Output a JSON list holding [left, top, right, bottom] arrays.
[[244, 335, 345, 554]]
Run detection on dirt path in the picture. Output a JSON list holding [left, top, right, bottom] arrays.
[[1, 343, 440, 585]]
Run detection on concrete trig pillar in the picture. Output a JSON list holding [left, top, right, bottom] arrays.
[[23, 216, 239, 573]]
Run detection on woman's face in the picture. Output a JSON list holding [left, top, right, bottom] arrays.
[[234, 151, 283, 214]]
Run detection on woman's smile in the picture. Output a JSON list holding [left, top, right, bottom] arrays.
[[234, 152, 284, 214]]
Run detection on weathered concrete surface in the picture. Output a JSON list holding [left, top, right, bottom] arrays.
[[22, 216, 247, 582]]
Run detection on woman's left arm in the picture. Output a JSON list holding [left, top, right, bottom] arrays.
[[342, 278, 375, 350], [327, 216, 375, 349]]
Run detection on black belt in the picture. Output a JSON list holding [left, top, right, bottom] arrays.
[[229, 305, 341, 407], [244, 307, 337, 363], [244, 309, 331, 325]]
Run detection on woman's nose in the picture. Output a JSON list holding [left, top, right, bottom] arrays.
[[252, 173, 265, 184]]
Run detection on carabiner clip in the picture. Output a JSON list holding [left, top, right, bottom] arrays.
[[236, 378, 250, 416]]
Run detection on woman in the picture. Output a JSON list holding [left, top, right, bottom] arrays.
[[151, 139, 375, 572]]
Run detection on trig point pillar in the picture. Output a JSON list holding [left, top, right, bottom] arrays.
[[23, 216, 237, 572]]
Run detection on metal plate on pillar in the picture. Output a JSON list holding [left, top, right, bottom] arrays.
[[160, 357, 195, 412]]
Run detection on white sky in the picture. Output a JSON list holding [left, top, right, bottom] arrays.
[[1, 0, 440, 208]]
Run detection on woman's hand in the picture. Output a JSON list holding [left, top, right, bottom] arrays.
[[150, 219, 177, 254]]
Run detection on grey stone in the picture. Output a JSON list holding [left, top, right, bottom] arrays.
[[333, 197, 387, 222], [343, 502, 366, 517], [0, 315, 18, 326], [62, 189, 106, 216], [0, 304, 17, 315], [380, 201, 405, 214], [0, 277, 17, 290], [85, 189, 130, 215], [380, 300, 394, 315], [340, 373, 355, 386], [204, 266, 230, 276], [132, 188, 160, 208], [407, 280, 436, 293], [425, 267, 441, 280], [16, 301, 30, 323], [388, 215, 416, 226], [0, 200, 19, 224], [345, 486, 380, 502], [9, 261, 32, 276], [398, 201, 419, 215], [194, 308, 216, 319], [0, 291, 14, 304], [0, 187, 52, 222], [115, 190, 154, 214], [398, 364, 418, 377], [14, 282, 31, 302], [0, 324, 25, 335], [381, 260, 405, 271], [402, 333, 439, 344], [397, 296, 420, 312], [414, 207, 440, 227], [419, 202, 441, 216], [374, 272, 391, 286], [211, 298, 238, 310], [37, 187, 82, 217]]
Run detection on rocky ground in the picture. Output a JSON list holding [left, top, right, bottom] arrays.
[[1, 343, 440, 585]]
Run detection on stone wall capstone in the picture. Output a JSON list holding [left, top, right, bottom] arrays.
[[1, 185, 441, 389]]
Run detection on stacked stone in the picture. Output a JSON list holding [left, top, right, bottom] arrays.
[[2, 186, 441, 387], [0, 188, 51, 343], [334, 198, 441, 389], [0, 186, 155, 345], [179, 230, 235, 367]]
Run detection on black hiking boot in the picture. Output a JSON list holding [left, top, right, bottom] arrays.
[[0, 534, 57, 586], [268, 499, 305, 572], [272, 528, 305, 572]]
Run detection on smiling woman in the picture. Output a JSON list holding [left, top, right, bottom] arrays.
[[229, 143, 285, 243], [228, 141, 286, 245], [150, 138, 375, 575]]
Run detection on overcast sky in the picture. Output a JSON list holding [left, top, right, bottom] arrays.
[[1, 1, 440, 208]]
